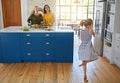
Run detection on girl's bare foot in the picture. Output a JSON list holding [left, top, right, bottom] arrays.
[[79, 63, 84, 67], [84, 76, 88, 82], [79, 61, 86, 67], [84, 79, 88, 82]]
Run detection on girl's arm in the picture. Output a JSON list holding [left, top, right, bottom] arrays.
[[27, 15, 32, 25], [80, 35, 82, 41], [90, 28, 95, 37], [79, 30, 82, 40]]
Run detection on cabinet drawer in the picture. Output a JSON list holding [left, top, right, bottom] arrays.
[[115, 33, 120, 41], [104, 41, 112, 52], [0, 37, 2, 58], [22, 38, 44, 45], [21, 38, 56, 49], [103, 42, 112, 61], [114, 40, 120, 65], [21, 33, 56, 38], [114, 57, 120, 68], [114, 40, 120, 53], [22, 50, 55, 61], [0, 33, 20, 37]]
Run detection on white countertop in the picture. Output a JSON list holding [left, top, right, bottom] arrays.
[[0, 26, 74, 33]]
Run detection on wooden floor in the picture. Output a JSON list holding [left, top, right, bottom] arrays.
[[0, 35, 120, 83]]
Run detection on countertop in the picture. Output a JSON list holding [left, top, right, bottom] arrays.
[[0, 26, 74, 33]]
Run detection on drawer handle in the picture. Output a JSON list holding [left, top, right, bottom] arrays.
[[46, 42, 50, 44], [45, 34, 50, 36], [117, 46, 119, 48], [46, 53, 50, 55], [27, 53, 31, 56], [26, 34, 30, 36], [26, 42, 31, 45], [106, 50, 108, 52], [116, 57, 118, 59]]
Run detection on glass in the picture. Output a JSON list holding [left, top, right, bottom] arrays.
[[89, 0, 94, 5], [66, 7, 70, 13], [71, 13, 77, 21], [60, 0, 66, 5], [60, 13, 65, 19], [55, 0, 96, 24], [56, 0, 60, 5], [71, 6, 76, 13], [77, 14, 83, 19], [78, 7, 88, 14], [82, 13, 87, 19], [56, 14, 60, 20], [88, 14, 93, 19], [56, 6, 59, 13], [88, 6, 93, 13], [66, 0, 71, 5], [77, 13, 87, 19], [66, 14, 70, 19], [60, 6, 66, 13], [78, 7, 83, 14], [83, 0, 88, 5]]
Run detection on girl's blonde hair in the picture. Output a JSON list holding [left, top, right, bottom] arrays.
[[80, 19, 85, 26], [87, 18, 93, 23], [80, 19, 93, 27]]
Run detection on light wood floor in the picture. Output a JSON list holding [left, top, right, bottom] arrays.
[[0, 35, 120, 83]]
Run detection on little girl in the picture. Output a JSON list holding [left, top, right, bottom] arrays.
[[78, 19, 98, 82]]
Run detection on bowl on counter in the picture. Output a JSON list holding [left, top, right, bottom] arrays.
[[44, 28, 53, 31], [22, 26, 30, 31], [31, 24, 40, 29]]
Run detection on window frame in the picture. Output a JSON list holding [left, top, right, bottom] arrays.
[[56, 0, 97, 24]]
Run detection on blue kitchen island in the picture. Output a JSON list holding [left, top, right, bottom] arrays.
[[0, 26, 74, 63]]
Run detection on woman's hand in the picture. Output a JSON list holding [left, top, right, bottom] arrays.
[[28, 22, 32, 26]]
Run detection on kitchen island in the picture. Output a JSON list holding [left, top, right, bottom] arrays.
[[0, 26, 74, 63]]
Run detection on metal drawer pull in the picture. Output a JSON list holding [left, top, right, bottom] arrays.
[[117, 46, 119, 48], [46, 42, 50, 44], [116, 57, 118, 59], [45, 34, 50, 36], [27, 53, 31, 56], [26, 34, 30, 36], [46, 53, 50, 55], [26, 42, 31, 45]]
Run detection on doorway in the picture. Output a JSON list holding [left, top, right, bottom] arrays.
[[1, 0, 22, 28]]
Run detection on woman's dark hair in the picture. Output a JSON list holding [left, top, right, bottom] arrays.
[[44, 4, 51, 14]]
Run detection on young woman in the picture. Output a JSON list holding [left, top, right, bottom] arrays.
[[43, 4, 55, 26], [78, 19, 98, 82]]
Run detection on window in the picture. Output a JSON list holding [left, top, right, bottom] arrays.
[[56, 0, 97, 25]]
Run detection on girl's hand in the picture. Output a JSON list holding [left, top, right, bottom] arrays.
[[90, 28, 95, 37]]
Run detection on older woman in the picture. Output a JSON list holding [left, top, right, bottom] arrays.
[[27, 6, 44, 28]]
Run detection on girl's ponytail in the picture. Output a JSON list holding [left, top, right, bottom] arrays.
[[80, 19, 86, 26]]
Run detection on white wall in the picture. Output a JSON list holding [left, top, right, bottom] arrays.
[[27, 0, 56, 16], [21, 0, 28, 26], [0, 0, 56, 27], [0, 0, 3, 28]]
